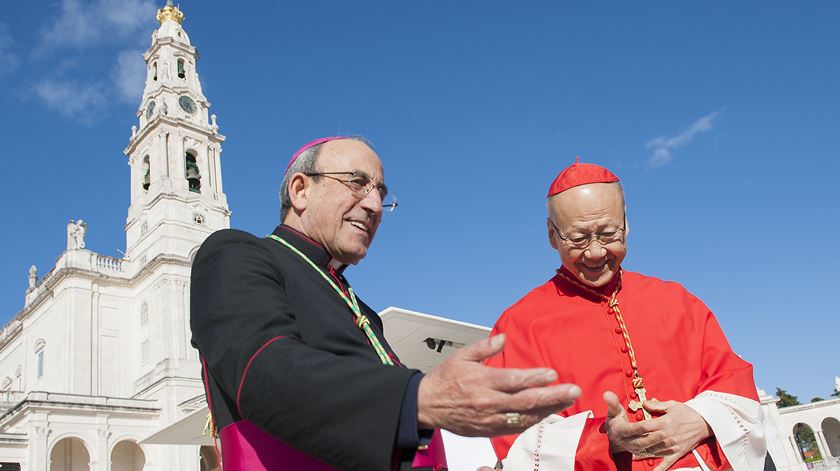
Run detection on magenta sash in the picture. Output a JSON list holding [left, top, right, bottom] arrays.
[[219, 420, 447, 470]]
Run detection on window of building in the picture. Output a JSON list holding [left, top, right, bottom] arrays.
[[185, 152, 201, 193], [142, 155, 150, 191], [152, 62, 158, 81], [140, 302, 149, 327], [177, 59, 185, 79], [36, 350, 44, 379], [33, 339, 45, 380]]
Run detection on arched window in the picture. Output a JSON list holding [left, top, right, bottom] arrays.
[[111, 440, 145, 471], [177, 59, 186, 79], [142, 156, 150, 191], [793, 423, 823, 462], [823, 417, 840, 457], [50, 437, 90, 471], [185, 151, 201, 193], [152, 62, 158, 81], [33, 339, 45, 380]]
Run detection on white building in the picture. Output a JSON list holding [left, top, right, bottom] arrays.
[[0, 2, 228, 469], [0, 2, 837, 470]]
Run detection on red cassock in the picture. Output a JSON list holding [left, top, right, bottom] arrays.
[[486, 268, 762, 470]]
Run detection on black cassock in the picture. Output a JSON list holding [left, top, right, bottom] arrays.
[[191, 225, 426, 471]]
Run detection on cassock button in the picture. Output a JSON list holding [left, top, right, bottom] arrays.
[[625, 369, 633, 377], [630, 391, 638, 399], [635, 411, 644, 421], [620, 346, 629, 353], [647, 458, 656, 466], [614, 327, 623, 334]]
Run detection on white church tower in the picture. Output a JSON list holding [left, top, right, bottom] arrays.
[[0, 3, 226, 469], [123, 0, 230, 264]]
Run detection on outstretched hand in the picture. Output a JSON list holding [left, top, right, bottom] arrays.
[[604, 391, 712, 471], [418, 334, 581, 437]]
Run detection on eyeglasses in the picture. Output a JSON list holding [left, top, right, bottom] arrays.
[[549, 218, 625, 249], [305, 171, 399, 212]]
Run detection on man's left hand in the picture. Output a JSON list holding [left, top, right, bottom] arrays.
[[604, 392, 712, 471], [639, 399, 713, 471]]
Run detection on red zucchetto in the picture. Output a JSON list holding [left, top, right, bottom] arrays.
[[547, 158, 620, 197]]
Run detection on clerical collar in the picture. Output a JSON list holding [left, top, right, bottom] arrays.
[[271, 225, 347, 273], [556, 266, 621, 300]]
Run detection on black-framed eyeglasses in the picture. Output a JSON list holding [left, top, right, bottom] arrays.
[[549, 218, 625, 249], [305, 171, 399, 212]]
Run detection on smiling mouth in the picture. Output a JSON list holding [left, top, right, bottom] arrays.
[[348, 220, 368, 233], [581, 262, 607, 271]]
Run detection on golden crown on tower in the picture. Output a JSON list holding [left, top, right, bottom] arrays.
[[156, 0, 184, 25]]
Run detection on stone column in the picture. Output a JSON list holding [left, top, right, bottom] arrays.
[[95, 427, 111, 471], [213, 145, 223, 193], [815, 429, 831, 462], [29, 422, 51, 471], [158, 133, 168, 180], [174, 133, 185, 184], [789, 435, 803, 463]]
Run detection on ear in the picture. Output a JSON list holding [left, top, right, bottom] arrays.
[[547, 218, 559, 250], [288, 173, 311, 213], [623, 214, 630, 240]]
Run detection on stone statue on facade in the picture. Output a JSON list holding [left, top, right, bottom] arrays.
[[835, 376, 840, 394], [28, 265, 37, 289], [67, 219, 88, 250]]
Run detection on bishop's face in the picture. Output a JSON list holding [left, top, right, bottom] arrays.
[[300, 140, 384, 265], [547, 183, 627, 288]]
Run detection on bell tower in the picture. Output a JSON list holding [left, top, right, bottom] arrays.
[[123, 1, 230, 263]]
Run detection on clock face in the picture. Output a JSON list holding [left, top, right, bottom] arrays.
[[145, 100, 155, 119], [179, 96, 197, 114]]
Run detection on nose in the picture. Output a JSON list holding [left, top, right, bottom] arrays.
[[583, 240, 607, 260], [358, 187, 383, 213]]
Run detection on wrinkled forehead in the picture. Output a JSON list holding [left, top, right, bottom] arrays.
[[318, 140, 384, 179], [548, 182, 625, 224]]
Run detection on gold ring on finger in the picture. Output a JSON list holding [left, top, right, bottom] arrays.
[[504, 412, 523, 427]]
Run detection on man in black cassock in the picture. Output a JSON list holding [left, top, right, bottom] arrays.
[[190, 136, 581, 471]]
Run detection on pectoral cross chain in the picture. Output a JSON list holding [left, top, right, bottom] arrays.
[[628, 387, 652, 420]]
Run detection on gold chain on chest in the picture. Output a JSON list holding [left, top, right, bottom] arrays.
[[557, 270, 652, 420]]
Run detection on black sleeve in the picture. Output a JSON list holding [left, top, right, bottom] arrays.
[[190, 230, 417, 471]]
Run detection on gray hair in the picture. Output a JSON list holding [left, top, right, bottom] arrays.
[[279, 136, 371, 222]]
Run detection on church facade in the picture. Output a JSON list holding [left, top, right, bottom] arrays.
[[0, 3, 226, 470]]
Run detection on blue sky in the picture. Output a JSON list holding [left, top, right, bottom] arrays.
[[1, 1, 838, 402]]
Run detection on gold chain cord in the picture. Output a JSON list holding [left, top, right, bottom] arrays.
[[556, 270, 645, 390]]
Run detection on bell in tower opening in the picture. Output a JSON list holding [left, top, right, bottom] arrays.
[[185, 152, 201, 193]]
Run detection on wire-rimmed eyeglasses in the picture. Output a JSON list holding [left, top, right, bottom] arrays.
[[549, 218, 625, 249], [305, 171, 399, 212]]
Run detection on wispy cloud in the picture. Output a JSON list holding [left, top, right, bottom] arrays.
[[35, 79, 107, 123], [0, 23, 19, 76], [645, 111, 722, 167], [28, 0, 156, 121], [113, 48, 146, 103], [37, 0, 155, 53]]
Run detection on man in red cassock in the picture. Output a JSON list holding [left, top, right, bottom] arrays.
[[484, 161, 766, 470]]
